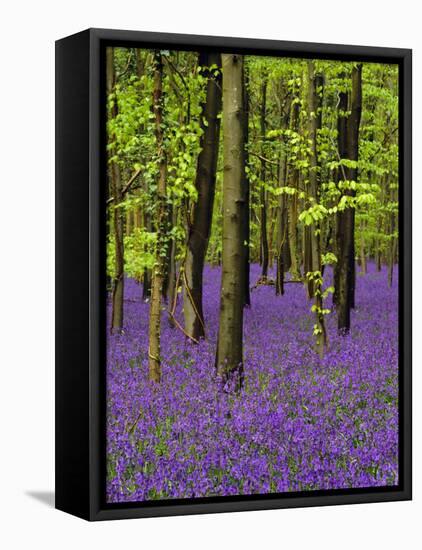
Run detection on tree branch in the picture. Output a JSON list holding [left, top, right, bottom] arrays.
[[107, 167, 142, 204], [249, 151, 279, 166]]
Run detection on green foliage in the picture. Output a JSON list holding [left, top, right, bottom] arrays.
[[106, 47, 399, 342]]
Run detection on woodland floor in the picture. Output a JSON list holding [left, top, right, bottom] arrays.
[[106, 263, 399, 502]]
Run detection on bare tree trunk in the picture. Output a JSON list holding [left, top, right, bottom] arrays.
[[134, 189, 142, 229], [166, 205, 178, 326], [307, 62, 327, 357], [276, 204, 289, 296], [215, 54, 246, 392], [142, 194, 152, 302], [276, 142, 288, 296], [333, 85, 348, 309], [388, 176, 397, 287], [126, 208, 134, 236], [183, 53, 222, 340], [359, 219, 367, 274], [242, 63, 251, 307], [376, 214, 382, 272], [389, 235, 397, 287], [148, 52, 168, 383], [135, 53, 153, 302], [259, 77, 269, 278], [107, 47, 124, 333], [288, 100, 301, 280], [337, 65, 362, 332]]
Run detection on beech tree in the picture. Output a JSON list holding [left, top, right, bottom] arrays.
[[336, 64, 362, 333], [215, 54, 246, 392], [259, 75, 269, 278], [148, 51, 167, 383], [305, 61, 327, 356], [106, 47, 124, 332], [183, 53, 222, 340], [242, 63, 251, 307]]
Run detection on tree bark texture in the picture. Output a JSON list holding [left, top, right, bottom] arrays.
[[242, 63, 251, 307], [259, 77, 269, 278], [288, 100, 301, 280], [148, 52, 167, 383], [107, 47, 124, 332], [307, 62, 327, 356], [215, 54, 246, 392], [183, 52, 222, 340], [337, 64, 362, 332]]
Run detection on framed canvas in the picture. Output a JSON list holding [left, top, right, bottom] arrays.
[[55, 28, 412, 521]]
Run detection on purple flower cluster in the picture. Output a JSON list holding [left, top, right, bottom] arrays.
[[106, 263, 398, 502]]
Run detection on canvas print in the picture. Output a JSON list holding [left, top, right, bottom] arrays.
[[105, 47, 399, 503]]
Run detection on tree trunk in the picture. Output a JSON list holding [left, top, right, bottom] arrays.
[[166, 205, 178, 326], [242, 63, 251, 307], [388, 234, 397, 287], [288, 100, 301, 280], [259, 78, 269, 278], [215, 54, 246, 392], [183, 53, 222, 340], [388, 176, 397, 287], [142, 196, 152, 301], [333, 87, 347, 308], [134, 189, 142, 229], [276, 202, 288, 296], [148, 52, 168, 383], [276, 143, 288, 296], [125, 209, 133, 236], [375, 214, 382, 271], [135, 54, 153, 302], [307, 62, 327, 357], [359, 219, 367, 274], [337, 65, 362, 332], [106, 47, 124, 333], [304, 226, 313, 297]]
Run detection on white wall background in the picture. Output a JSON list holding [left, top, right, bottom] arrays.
[[0, 0, 419, 547]]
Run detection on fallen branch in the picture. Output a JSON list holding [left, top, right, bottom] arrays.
[[251, 276, 303, 291], [128, 408, 143, 434]]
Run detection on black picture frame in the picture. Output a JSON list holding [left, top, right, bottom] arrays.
[[55, 28, 412, 521]]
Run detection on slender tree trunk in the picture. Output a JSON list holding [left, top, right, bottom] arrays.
[[388, 176, 397, 287], [242, 64, 251, 307], [304, 226, 313, 297], [276, 143, 288, 296], [148, 52, 168, 383], [348, 67, 362, 309], [333, 85, 347, 308], [142, 196, 152, 301], [375, 211, 382, 271], [337, 64, 362, 332], [215, 54, 246, 392], [288, 100, 301, 280], [275, 102, 292, 296], [166, 205, 178, 326], [126, 208, 134, 236], [268, 206, 279, 271], [134, 189, 142, 229], [389, 234, 397, 287], [307, 62, 327, 356], [259, 78, 269, 278], [161, 204, 172, 302], [135, 53, 153, 302], [107, 47, 124, 333], [183, 53, 222, 340], [359, 219, 367, 274]]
